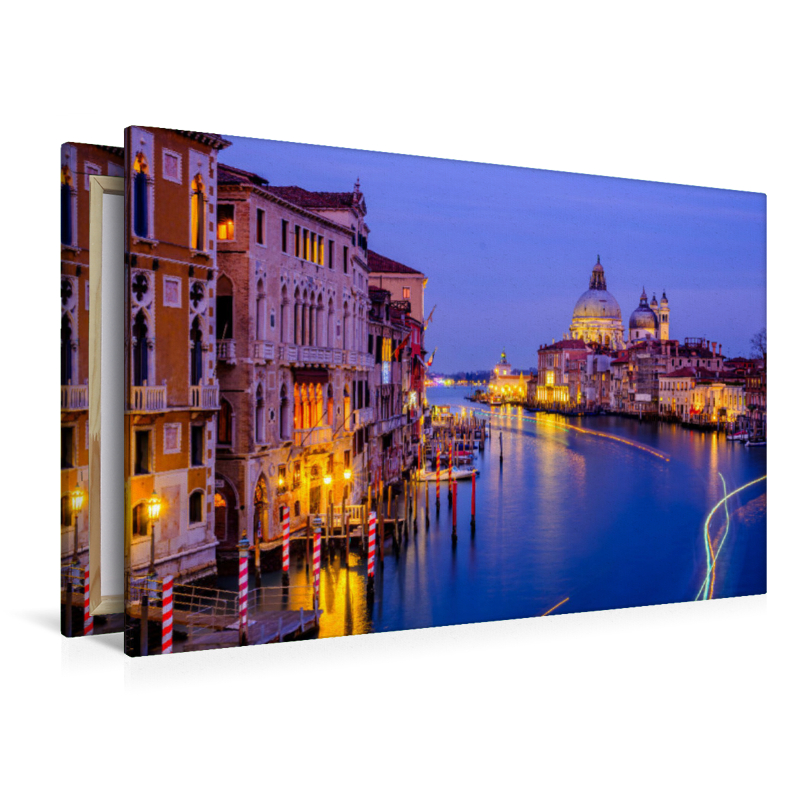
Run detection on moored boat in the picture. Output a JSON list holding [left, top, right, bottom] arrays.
[[727, 430, 749, 441], [418, 467, 479, 482], [744, 437, 766, 447]]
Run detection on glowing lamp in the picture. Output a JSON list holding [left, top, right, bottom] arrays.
[[323, 474, 332, 486], [278, 474, 285, 487], [69, 488, 85, 515], [146, 491, 162, 522], [343, 469, 352, 482]]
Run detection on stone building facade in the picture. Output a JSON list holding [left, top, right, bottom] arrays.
[[124, 126, 231, 581]]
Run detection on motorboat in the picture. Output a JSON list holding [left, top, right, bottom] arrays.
[[744, 437, 766, 447], [727, 430, 749, 441], [417, 467, 479, 482]]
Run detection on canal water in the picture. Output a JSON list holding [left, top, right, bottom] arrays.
[[246, 386, 767, 639]]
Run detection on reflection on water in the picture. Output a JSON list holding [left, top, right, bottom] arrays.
[[237, 388, 767, 639]]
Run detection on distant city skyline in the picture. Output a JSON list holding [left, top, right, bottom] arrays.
[[221, 134, 766, 373]]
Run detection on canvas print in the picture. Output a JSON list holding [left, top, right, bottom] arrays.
[[123, 126, 766, 655], [61, 141, 124, 637]]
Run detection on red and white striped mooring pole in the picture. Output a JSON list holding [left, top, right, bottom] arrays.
[[161, 576, 173, 654], [83, 566, 93, 636], [238, 533, 249, 646], [367, 510, 377, 585], [281, 505, 290, 573], [313, 517, 322, 608]]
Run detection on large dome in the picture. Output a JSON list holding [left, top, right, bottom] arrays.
[[573, 288, 622, 320]]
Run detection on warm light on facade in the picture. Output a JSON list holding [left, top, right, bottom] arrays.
[[147, 491, 162, 522], [69, 488, 85, 515], [323, 474, 332, 486], [343, 469, 352, 482]]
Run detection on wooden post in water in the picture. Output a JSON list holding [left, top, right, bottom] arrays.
[[448, 439, 453, 504], [435, 449, 441, 513], [341, 492, 346, 556], [425, 475, 430, 528], [452, 480, 457, 540], [378, 479, 385, 561], [305, 517, 311, 574], [471, 470, 476, 534], [344, 511, 350, 567], [499, 430, 503, 465]]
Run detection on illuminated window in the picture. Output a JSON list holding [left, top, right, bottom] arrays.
[[403, 287, 411, 300], [133, 153, 149, 238], [311, 232, 317, 262], [214, 492, 227, 508], [61, 166, 74, 245], [546, 371, 554, 386], [318, 236, 325, 266], [191, 174, 205, 251], [217, 204, 235, 240]]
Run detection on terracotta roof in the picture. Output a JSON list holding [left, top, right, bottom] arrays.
[[174, 130, 231, 150], [269, 185, 362, 211], [218, 163, 269, 188], [367, 250, 422, 275], [539, 339, 589, 351]]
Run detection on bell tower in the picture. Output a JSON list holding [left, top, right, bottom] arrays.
[[659, 291, 670, 340]]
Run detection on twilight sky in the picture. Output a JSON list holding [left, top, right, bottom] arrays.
[[221, 134, 766, 374]]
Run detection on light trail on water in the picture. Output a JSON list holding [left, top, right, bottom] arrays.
[[696, 473, 766, 601], [469, 406, 671, 461]]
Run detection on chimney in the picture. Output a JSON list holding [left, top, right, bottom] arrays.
[[712, 342, 717, 355]]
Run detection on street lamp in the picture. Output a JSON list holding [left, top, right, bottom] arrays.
[[64, 487, 84, 637], [146, 490, 162, 576], [141, 490, 161, 657]]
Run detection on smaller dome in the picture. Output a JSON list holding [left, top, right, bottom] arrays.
[[630, 293, 658, 330]]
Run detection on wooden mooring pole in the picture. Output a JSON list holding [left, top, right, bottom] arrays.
[[471, 470, 476, 534], [452, 480, 457, 540]]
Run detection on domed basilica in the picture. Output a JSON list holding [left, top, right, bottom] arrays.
[[568, 256, 670, 348]]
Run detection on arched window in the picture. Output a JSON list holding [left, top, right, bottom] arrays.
[[60, 165, 73, 246], [190, 317, 204, 385], [327, 384, 334, 425], [294, 288, 302, 345], [191, 174, 205, 251], [280, 285, 288, 343], [327, 298, 334, 347], [132, 310, 149, 386], [132, 502, 148, 537], [343, 385, 351, 430], [61, 314, 74, 385], [253, 476, 268, 541], [343, 300, 349, 350], [133, 153, 149, 238], [293, 384, 302, 430], [218, 397, 233, 445], [302, 290, 309, 346], [189, 490, 204, 524], [217, 275, 234, 340], [255, 385, 265, 444], [254, 279, 265, 340], [279, 384, 289, 440]]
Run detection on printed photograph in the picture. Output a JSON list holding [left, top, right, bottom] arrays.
[[60, 141, 125, 637], [122, 127, 766, 655]]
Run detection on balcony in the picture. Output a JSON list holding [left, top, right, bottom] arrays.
[[353, 407, 374, 427], [253, 341, 275, 362], [377, 415, 405, 435], [299, 346, 332, 366], [190, 384, 219, 410], [293, 425, 332, 448], [279, 344, 298, 364], [216, 339, 237, 364], [61, 384, 88, 411], [130, 384, 167, 412]]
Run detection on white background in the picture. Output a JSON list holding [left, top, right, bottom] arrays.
[[3, 2, 797, 798]]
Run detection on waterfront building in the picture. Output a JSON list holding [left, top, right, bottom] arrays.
[[61, 142, 124, 567], [367, 284, 419, 485], [124, 127, 231, 581], [367, 249, 426, 325], [488, 351, 532, 402], [535, 340, 591, 408], [581, 353, 613, 409], [214, 166, 373, 553], [569, 257, 626, 348]]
